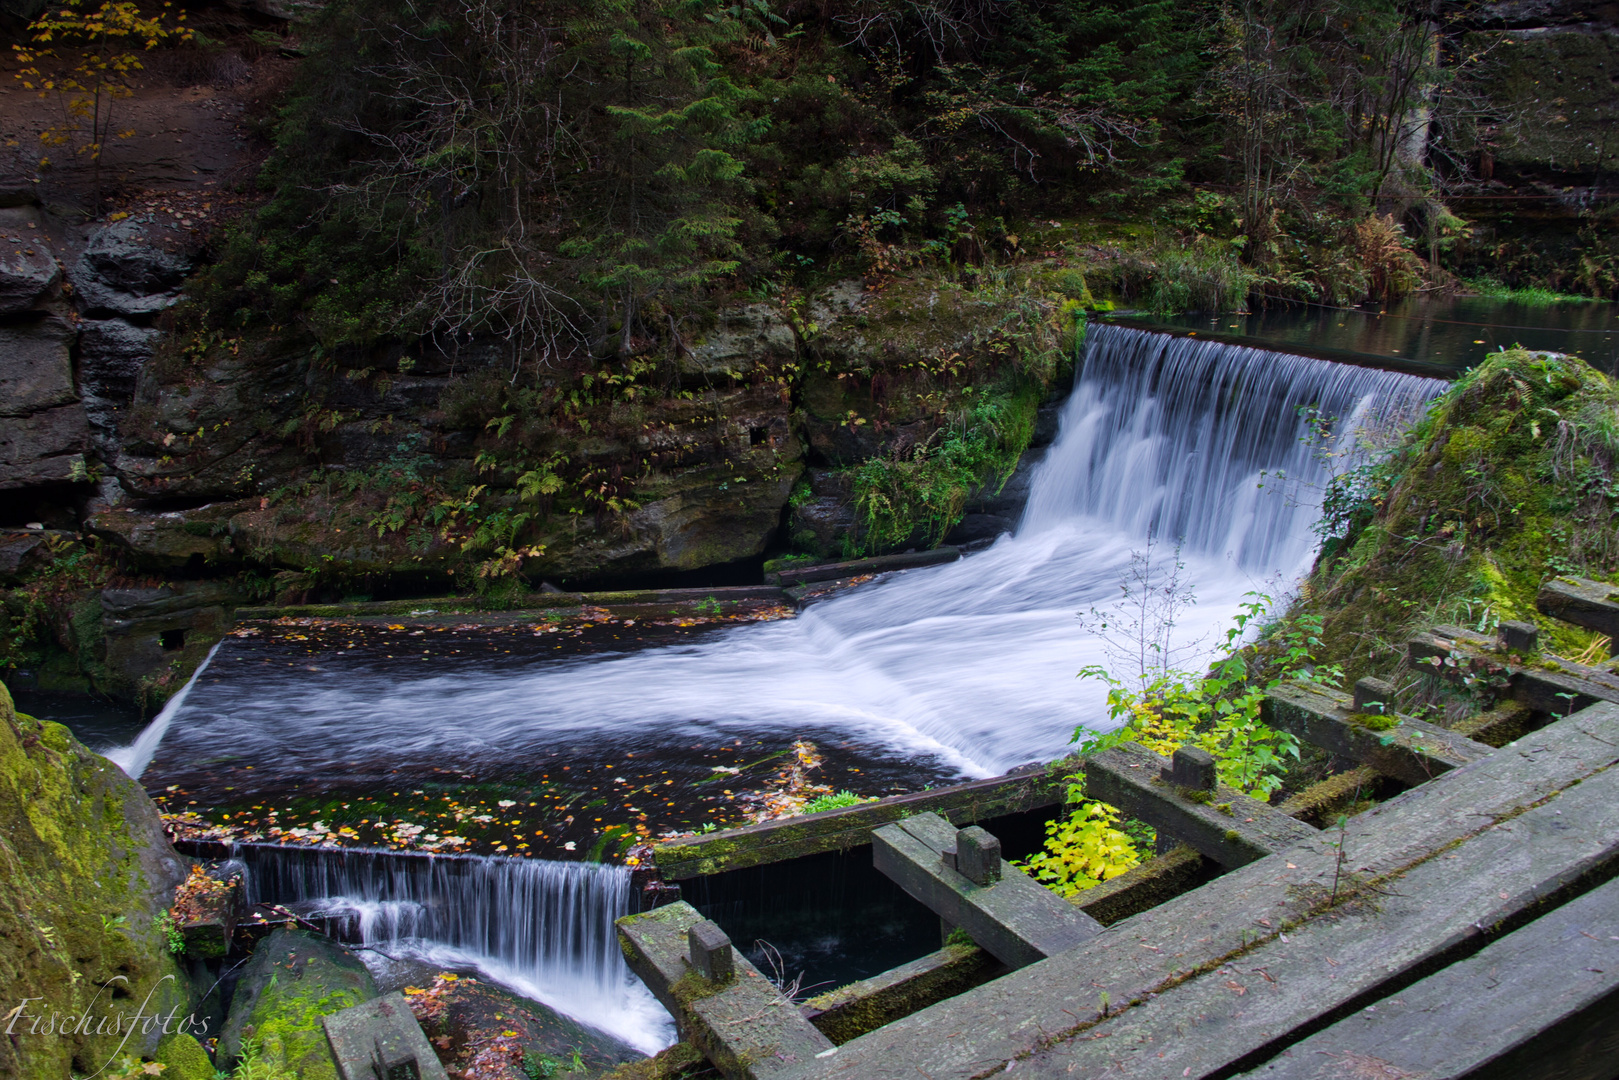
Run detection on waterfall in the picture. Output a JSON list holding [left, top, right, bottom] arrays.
[[229, 843, 672, 1054], [141, 327, 1447, 784], [105, 640, 222, 780]]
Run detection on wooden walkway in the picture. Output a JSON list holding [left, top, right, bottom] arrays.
[[621, 576, 1619, 1079]]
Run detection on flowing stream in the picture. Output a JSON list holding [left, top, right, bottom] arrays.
[[117, 323, 1448, 1049]]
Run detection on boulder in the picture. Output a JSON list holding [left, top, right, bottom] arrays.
[[81, 318, 161, 402], [218, 928, 378, 1078], [90, 500, 252, 572], [0, 684, 191, 1079], [71, 219, 193, 316], [0, 205, 61, 313]]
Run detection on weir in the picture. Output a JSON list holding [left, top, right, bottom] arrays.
[[122, 325, 1452, 1053], [224, 843, 672, 1053]]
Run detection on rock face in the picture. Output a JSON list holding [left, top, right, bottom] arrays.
[[217, 927, 378, 1079], [0, 312, 88, 490], [80, 318, 163, 459], [0, 683, 190, 1079]]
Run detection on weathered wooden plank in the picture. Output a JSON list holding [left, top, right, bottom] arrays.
[[871, 813, 1101, 969], [653, 766, 1065, 880], [1082, 742, 1318, 868], [1263, 681, 1491, 786], [1409, 625, 1619, 714], [1537, 575, 1619, 652], [799, 944, 1005, 1045], [617, 902, 834, 1079], [1237, 873, 1619, 1080], [775, 703, 1619, 1080], [1015, 749, 1619, 1078], [765, 548, 960, 586]]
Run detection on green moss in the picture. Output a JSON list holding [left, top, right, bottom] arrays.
[[1299, 349, 1619, 685], [221, 929, 377, 1079], [1347, 712, 1399, 732], [155, 1033, 215, 1080], [0, 684, 188, 1078]]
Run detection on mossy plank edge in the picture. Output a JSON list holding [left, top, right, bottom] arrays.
[[1029, 737, 1619, 1076], [1278, 765, 1382, 828], [1069, 844, 1217, 926], [1536, 575, 1619, 647], [776, 702, 1619, 1080], [1263, 682, 1491, 787], [617, 902, 833, 1080], [801, 945, 1005, 1045], [1409, 625, 1619, 714], [1082, 743, 1318, 870], [1452, 702, 1536, 748], [1231, 872, 1619, 1079], [871, 813, 1101, 970], [653, 767, 1066, 880]]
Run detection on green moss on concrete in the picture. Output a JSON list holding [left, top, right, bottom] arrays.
[[1299, 349, 1619, 687], [218, 928, 378, 1079], [0, 683, 190, 1079]]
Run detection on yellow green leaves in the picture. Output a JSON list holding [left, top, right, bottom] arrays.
[[1015, 799, 1140, 897]]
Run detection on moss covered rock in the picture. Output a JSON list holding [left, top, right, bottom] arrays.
[[218, 927, 378, 1078], [155, 1031, 216, 1080], [1301, 348, 1619, 683], [0, 682, 190, 1079]]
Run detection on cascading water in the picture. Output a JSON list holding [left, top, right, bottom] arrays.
[[117, 325, 1448, 1049], [128, 325, 1446, 779], [229, 843, 671, 1054]]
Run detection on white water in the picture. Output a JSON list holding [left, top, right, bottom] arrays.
[[135, 325, 1446, 779], [123, 325, 1447, 1050], [105, 640, 222, 780], [232, 844, 673, 1054]]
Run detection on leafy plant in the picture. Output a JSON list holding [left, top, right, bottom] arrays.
[[12, 0, 192, 202], [1078, 598, 1341, 798], [798, 790, 873, 815], [1014, 795, 1140, 896], [154, 910, 184, 955]]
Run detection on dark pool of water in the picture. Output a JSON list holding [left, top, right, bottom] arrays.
[[1126, 295, 1618, 377], [11, 690, 147, 752]]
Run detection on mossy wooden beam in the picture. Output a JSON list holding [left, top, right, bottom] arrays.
[[1231, 872, 1619, 1080], [871, 812, 1101, 969], [1536, 576, 1619, 655], [776, 703, 1619, 1080], [652, 765, 1066, 880], [800, 944, 1005, 1045], [1408, 624, 1619, 715], [1068, 843, 1217, 926], [1262, 682, 1491, 786], [617, 902, 834, 1080], [765, 547, 960, 586], [1082, 742, 1318, 869]]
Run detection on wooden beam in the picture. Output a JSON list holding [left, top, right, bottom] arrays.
[[800, 945, 1005, 1045], [871, 813, 1100, 969], [616, 902, 833, 1080], [766, 548, 959, 586], [1409, 624, 1619, 714], [1233, 873, 1619, 1079], [1262, 681, 1491, 786], [772, 703, 1619, 1080], [1082, 742, 1318, 869], [653, 765, 1066, 880], [1537, 575, 1619, 653]]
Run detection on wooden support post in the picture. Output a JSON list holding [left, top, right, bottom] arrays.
[[871, 813, 1100, 969], [1082, 742, 1318, 869], [1537, 576, 1619, 656], [616, 902, 834, 1079], [1409, 625, 1619, 715], [1263, 682, 1491, 787], [799, 945, 1006, 1045]]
